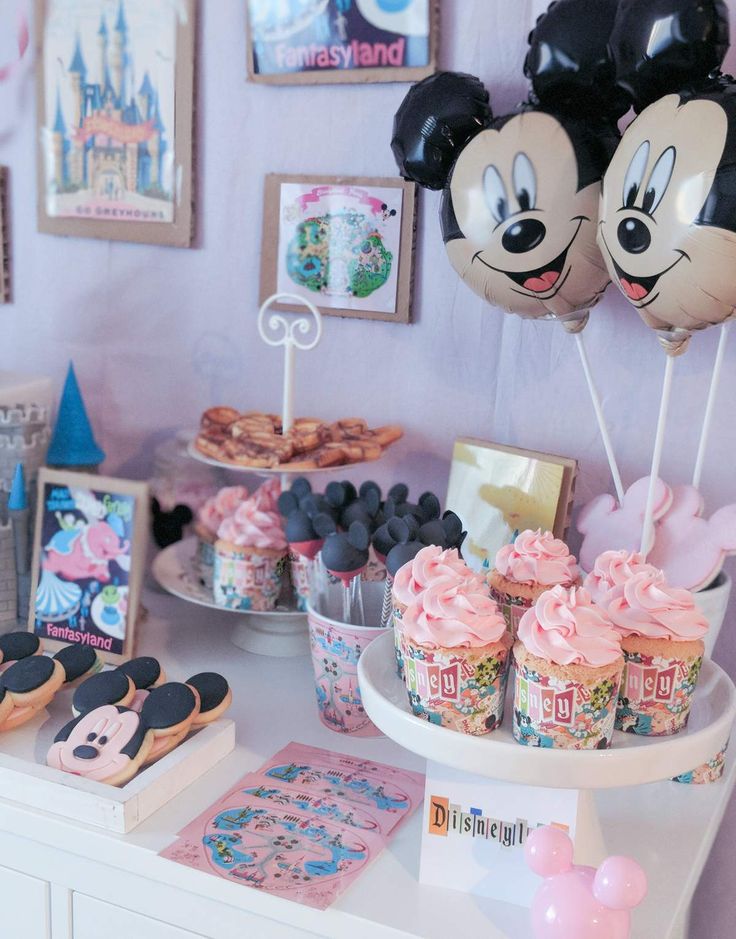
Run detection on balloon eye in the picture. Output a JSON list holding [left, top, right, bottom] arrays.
[[483, 165, 510, 225], [86, 733, 97, 742], [622, 140, 650, 210], [512, 153, 537, 212], [642, 146, 675, 216], [98, 735, 108, 746]]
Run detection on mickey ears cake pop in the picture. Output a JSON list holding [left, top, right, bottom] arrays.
[[321, 521, 371, 584], [47, 363, 105, 471]]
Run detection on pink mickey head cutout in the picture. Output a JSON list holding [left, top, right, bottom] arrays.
[[525, 826, 647, 939], [647, 485, 736, 592], [577, 477, 673, 573]]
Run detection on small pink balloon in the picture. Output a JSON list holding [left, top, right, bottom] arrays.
[[524, 826, 574, 877], [594, 856, 648, 910]]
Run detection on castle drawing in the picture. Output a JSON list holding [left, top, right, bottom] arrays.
[[48, 1, 171, 212]]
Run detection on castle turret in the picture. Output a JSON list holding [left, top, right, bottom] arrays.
[[137, 71, 154, 120], [68, 34, 86, 130], [110, 0, 128, 105], [97, 15, 108, 88], [51, 90, 68, 189]]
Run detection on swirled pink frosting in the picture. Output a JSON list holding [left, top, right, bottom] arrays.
[[494, 530, 578, 586], [518, 585, 622, 667], [583, 550, 659, 606], [217, 487, 287, 551], [254, 477, 281, 513], [392, 545, 469, 606], [402, 578, 507, 649], [197, 485, 249, 535], [607, 571, 708, 641]]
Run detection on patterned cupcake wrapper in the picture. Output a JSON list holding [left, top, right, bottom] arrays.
[[289, 552, 311, 613], [615, 649, 703, 737], [213, 548, 286, 612], [513, 661, 621, 750], [393, 604, 405, 679], [488, 587, 532, 640], [402, 639, 511, 736], [197, 538, 215, 590]]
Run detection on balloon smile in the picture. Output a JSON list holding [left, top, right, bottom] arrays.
[[472, 217, 585, 297], [610, 252, 688, 307]]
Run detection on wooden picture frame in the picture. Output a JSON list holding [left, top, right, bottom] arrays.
[[35, 0, 195, 247], [446, 438, 578, 572], [0, 167, 9, 303], [28, 468, 150, 665], [260, 174, 416, 323], [246, 0, 439, 85]]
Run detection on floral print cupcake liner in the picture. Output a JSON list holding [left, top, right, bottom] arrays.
[[513, 661, 621, 750], [616, 649, 702, 737], [402, 639, 511, 736], [213, 546, 287, 612]]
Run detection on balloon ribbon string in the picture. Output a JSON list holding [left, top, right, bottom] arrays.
[[641, 354, 675, 556], [692, 322, 731, 489], [574, 331, 625, 505]]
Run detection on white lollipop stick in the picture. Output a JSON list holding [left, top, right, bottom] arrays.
[[692, 322, 731, 490], [641, 354, 676, 556], [574, 332, 625, 505]]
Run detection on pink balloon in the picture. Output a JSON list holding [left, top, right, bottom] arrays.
[[526, 827, 647, 939]]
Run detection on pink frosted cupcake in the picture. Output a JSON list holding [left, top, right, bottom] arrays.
[[513, 586, 623, 750], [402, 574, 512, 735], [213, 487, 288, 611], [583, 549, 658, 606], [391, 545, 468, 677], [489, 530, 579, 637], [194, 485, 249, 588], [607, 570, 708, 736]]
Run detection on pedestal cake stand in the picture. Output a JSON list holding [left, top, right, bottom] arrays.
[[358, 632, 736, 864]]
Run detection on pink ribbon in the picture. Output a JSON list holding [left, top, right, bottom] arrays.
[[0, 10, 29, 83]]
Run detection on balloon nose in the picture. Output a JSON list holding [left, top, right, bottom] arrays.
[[501, 218, 546, 254], [617, 217, 651, 254], [73, 745, 98, 760]]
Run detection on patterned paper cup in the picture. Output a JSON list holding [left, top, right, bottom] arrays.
[[402, 634, 513, 735], [213, 540, 287, 612], [488, 585, 534, 640], [307, 582, 390, 736], [513, 644, 623, 750], [289, 552, 311, 612], [615, 639, 704, 737], [194, 525, 216, 590]]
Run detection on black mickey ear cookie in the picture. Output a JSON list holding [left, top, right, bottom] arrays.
[[0, 632, 41, 666], [2, 655, 65, 706], [186, 672, 232, 726], [73, 669, 136, 717], [139, 682, 199, 766], [54, 645, 103, 686], [118, 657, 166, 691]]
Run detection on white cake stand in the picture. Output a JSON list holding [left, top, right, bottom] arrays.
[[152, 537, 308, 658], [358, 632, 736, 863]]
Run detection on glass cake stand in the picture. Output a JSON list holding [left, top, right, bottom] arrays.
[[152, 537, 308, 658], [358, 632, 736, 864]]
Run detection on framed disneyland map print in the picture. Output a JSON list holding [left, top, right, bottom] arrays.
[[246, 0, 439, 84], [28, 469, 149, 665], [260, 174, 416, 322], [35, 0, 195, 247]]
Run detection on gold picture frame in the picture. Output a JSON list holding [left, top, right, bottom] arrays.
[[28, 468, 149, 665], [35, 0, 195, 247], [446, 438, 578, 572]]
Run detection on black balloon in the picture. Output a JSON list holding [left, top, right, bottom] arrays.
[[611, 0, 730, 112], [392, 71, 492, 190], [525, 0, 629, 119]]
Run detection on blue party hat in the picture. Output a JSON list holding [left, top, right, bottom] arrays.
[[47, 363, 105, 467]]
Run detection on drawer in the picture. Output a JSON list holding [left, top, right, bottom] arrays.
[[0, 865, 50, 938], [73, 894, 201, 939]]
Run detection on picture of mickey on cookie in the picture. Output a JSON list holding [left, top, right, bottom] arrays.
[[392, 0, 626, 329]]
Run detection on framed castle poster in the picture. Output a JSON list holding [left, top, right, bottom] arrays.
[[260, 174, 416, 322], [28, 469, 149, 664], [246, 0, 439, 85], [35, 0, 195, 247]]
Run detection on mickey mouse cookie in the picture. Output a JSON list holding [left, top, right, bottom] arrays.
[[0, 633, 42, 674], [0, 655, 66, 731]]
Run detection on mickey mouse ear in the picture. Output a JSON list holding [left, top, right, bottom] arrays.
[[174, 504, 194, 524], [525, 0, 629, 119], [359, 481, 381, 501], [341, 481, 358, 503], [325, 481, 348, 509], [387, 516, 410, 544], [403, 514, 420, 539], [291, 477, 312, 500], [278, 492, 299, 517], [285, 509, 318, 544], [362, 488, 381, 517], [386, 540, 424, 577], [392, 71, 493, 191], [312, 512, 337, 539], [383, 496, 397, 520], [348, 521, 370, 553], [610, 0, 729, 112], [388, 483, 409, 504], [442, 511, 463, 544], [419, 519, 448, 547], [419, 492, 441, 520]]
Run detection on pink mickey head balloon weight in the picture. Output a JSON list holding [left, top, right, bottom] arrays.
[[525, 827, 647, 939]]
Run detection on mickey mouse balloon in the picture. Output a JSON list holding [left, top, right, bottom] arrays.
[[392, 0, 623, 329], [599, 0, 735, 353]]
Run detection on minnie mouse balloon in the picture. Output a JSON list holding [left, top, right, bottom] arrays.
[[599, 0, 736, 353], [392, 0, 622, 329]]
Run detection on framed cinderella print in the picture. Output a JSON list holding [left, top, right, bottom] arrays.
[[28, 469, 149, 665], [35, 0, 195, 247], [246, 0, 439, 85], [260, 174, 416, 323]]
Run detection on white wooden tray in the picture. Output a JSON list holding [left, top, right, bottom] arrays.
[[0, 682, 235, 833]]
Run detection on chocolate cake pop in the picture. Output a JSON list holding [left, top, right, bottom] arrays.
[[284, 509, 324, 560], [317, 519, 371, 585]]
